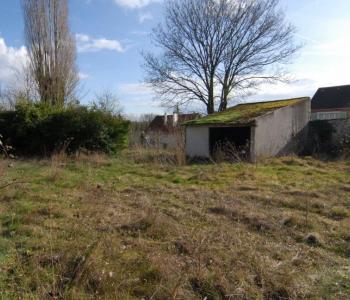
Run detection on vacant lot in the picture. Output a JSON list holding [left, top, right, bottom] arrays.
[[0, 151, 349, 299]]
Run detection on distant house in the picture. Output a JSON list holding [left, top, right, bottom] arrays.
[[184, 97, 310, 161], [311, 85, 350, 120], [146, 113, 199, 148]]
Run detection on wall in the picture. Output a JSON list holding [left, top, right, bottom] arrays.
[[147, 129, 184, 149], [252, 99, 310, 159], [185, 126, 210, 158]]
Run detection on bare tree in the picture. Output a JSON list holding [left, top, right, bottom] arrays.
[[13, 61, 38, 103], [5, 62, 39, 109], [0, 86, 5, 110], [22, 0, 79, 107], [143, 0, 299, 114], [91, 90, 123, 116], [0, 84, 20, 110], [0, 60, 38, 110]]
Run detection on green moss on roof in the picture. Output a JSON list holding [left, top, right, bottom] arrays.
[[185, 97, 309, 126]]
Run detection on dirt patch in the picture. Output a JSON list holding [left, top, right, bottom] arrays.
[[174, 240, 191, 255]]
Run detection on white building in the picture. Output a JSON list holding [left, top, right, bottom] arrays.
[[184, 98, 311, 161]]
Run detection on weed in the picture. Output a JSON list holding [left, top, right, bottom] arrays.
[[329, 206, 349, 220], [189, 277, 226, 300]]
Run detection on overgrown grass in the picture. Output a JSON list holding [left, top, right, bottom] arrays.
[[0, 152, 349, 299]]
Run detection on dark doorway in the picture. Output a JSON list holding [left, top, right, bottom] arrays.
[[209, 126, 251, 160]]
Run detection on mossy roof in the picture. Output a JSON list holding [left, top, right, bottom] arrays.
[[185, 97, 309, 126]]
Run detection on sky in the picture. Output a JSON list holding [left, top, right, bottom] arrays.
[[0, 0, 349, 116]]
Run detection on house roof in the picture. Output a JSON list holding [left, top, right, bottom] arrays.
[[147, 113, 200, 133], [185, 97, 309, 126], [312, 84, 350, 109]]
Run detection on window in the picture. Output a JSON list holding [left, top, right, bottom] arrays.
[[311, 111, 347, 120]]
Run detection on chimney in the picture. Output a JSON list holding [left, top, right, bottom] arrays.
[[173, 112, 178, 126], [164, 113, 168, 125]]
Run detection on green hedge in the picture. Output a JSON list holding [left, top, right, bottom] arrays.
[[0, 103, 129, 156]]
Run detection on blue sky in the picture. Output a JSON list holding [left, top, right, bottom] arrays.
[[0, 0, 349, 116]]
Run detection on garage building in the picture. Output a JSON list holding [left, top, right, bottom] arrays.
[[184, 97, 311, 161]]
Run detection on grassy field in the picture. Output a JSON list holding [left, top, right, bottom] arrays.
[[0, 150, 349, 299]]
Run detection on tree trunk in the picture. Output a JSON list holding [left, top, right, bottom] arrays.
[[207, 100, 214, 114], [207, 73, 216, 114], [218, 89, 228, 112]]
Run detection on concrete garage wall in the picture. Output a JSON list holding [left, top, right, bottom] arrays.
[[252, 99, 310, 159], [186, 126, 210, 158]]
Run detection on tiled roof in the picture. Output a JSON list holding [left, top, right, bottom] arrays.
[[312, 85, 350, 109]]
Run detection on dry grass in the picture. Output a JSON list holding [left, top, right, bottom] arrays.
[[0, 151, 349, 299], [0, 159, 5, 178], [128, 145, 186, 166]]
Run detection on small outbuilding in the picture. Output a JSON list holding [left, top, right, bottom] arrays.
[[184, 97, 310, 161]]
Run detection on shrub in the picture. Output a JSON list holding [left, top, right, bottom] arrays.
[[0, 134, 9, 157], [0, 103, 129, 156], [305, 121, 350, 158], [339, 133, 350, 158], [304, 120, 337, 157]]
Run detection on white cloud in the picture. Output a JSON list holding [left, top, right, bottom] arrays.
[[243, 18, 350, 103], [78, 72, 90, 80], [114, 0, 161, 9], [118, 82, 154, 96], [76, 34, 124, 53], [117, 82, 163, 114], [130, 30, 150, 36], [138, 11, 153, 23], [76, 33, 90, 43], [244, 61, 350, 104], [0, 37, 28, 85]]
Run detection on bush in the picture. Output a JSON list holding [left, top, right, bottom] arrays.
[[303, 120, 337, 157], [339, 133, 350, 158], [304, 120, 350, 159], [0, 103, 129, 156]]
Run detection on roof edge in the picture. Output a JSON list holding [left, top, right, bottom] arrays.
[[316, 84, 350, 90], [184, 97, 310, 127], [235, 96, 310, 107]]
